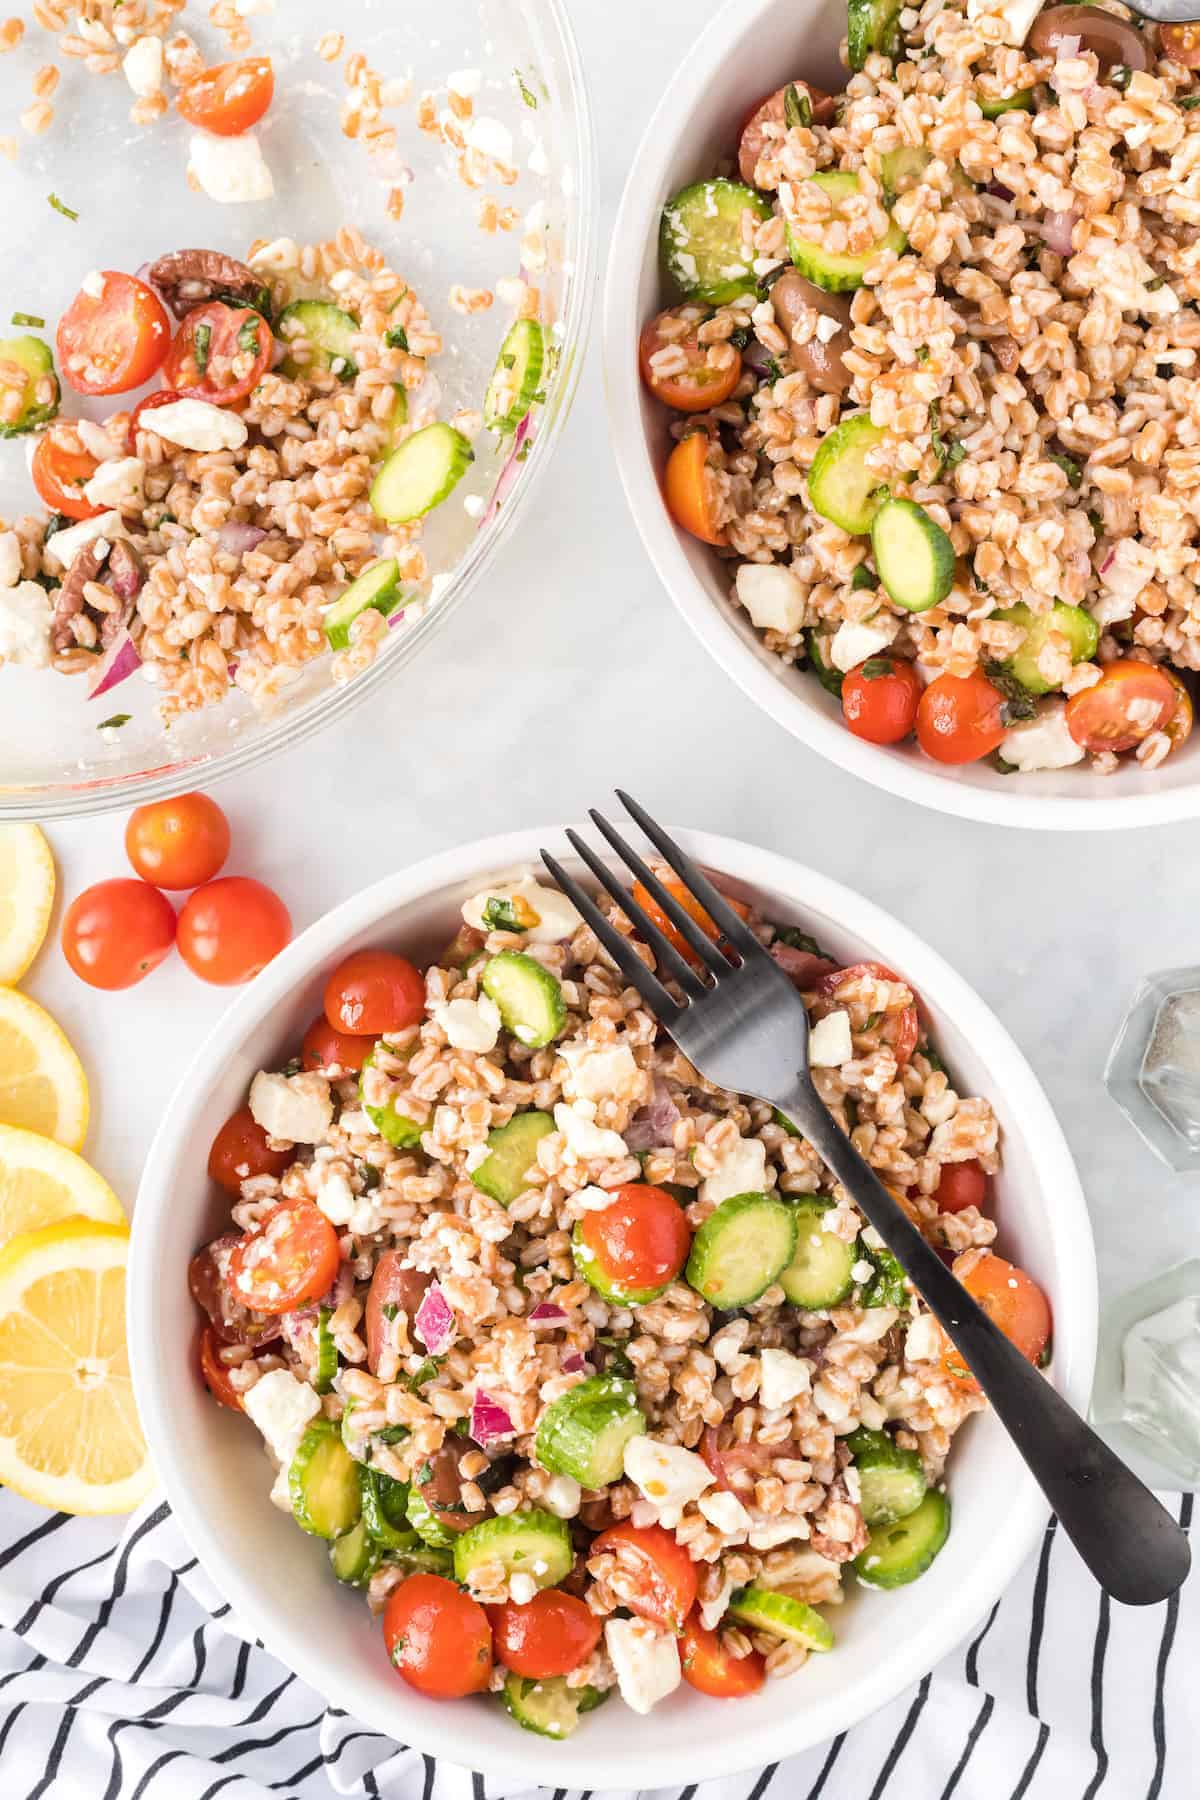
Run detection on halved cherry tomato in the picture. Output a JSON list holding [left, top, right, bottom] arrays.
[[383, 1574, 493, 1698], [815, 961, 920, 1065], [125, 791, 231, 890], [31, 422, 105, 520], [934, 1159, 988, 1216], [664, 431, 725, 546], [177, 56, 275, 136], [916, 670, 1007, 764], [842, 656, 922, 745], [228, 1200, 340, 1315], [1162, 21, 1200, 65], [488, 1590, 602, 1679], [128, 388, 187, 449], [940, 1249, 1051, 1388], [589, 1522, 698, 1632], [199, 1324, 243, 1409], [680, 1611, 766, 1698], [56, 271, 171, 396], [207, 1104, 293, 1196], [1163, 669, 1194, 748], [301, 1015, 375, 1075], [639, 310, 743, 413], [177, 876, 292, 986], [577, 1185, 692, 1297], [1065, 659, 1179, 755], [737, 80, 840, 184], [700, 1426, 798, 1492], [162, 302, 272, 407], [630, 875, 751, 968], [324, 949, 425, 1036], [61, 878, 176, 990]]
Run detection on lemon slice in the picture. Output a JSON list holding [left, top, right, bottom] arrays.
[[0, 824, 55, 986], [0, 1122, 123, 1247], [0, 1218, 154, 1514], [0, 990, 89, 1151]]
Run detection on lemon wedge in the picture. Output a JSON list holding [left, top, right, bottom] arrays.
[[0, 1218, 154, 1514], [0, 824, 55, 987], [0, 990, 89, 1150], [0, 1122, 123, 1247]]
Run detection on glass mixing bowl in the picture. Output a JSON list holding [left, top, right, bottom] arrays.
[[0, 0, 593, 818]]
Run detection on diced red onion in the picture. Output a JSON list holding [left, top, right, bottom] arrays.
[[770, 943, 839, 990], [743, 337, 776, 376], [216, 522, 268, 560], [87, 628, 141, 699], [1098, 542, 1116, 576], [414, 1280, 456, 1354], [624, 1078, 682, 1153], [561, 1352, 589, 1374], [1039, 210, 1078, 257], [527, 1301, 569, 1327], [387, 608, 406, 631], [470, 1388, 515, 1446], [478, 411, 534, 532], [1053, 32, 1081, 58]]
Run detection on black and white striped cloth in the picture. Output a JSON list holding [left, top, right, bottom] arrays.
[[0, 1488, 1192, 1800]]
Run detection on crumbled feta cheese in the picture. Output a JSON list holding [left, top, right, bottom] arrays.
[[312, 1164, 385, 1236], [624, 1436, 713, 1526], [249, 1070, 333, 1145], [268, 1464, 292, 1512], [905, 1313, 943, 1364], [189, 131, 275, 205], [145, 399, 249, 453], [558, 1041, 641, 1106], [735, 563, 806, 635], [122, 35, 163, 96], [604, 1618, 682, 1715], [700, 1133, 768, 1208], [461, 872, 582, 944], [430, 994, 502, 1054], [0, 581, 53, 669], [808, 1010, 853, 1068], [814, 313, 842, 344], [758, 1347, 813, 1410], [80, 269, 107, 301], [542, 1475, 582, 1518], [83, 455, 145, 511], [1000, 700, 1085, 773], [0, 531, 22, 589], [243, 1369, 321, 1467], [748, 1517, 810, 1550], [508, 1571, 538, 1606], [447, 67, 482, 98], [465, 116, 513, 164], [965, 0, 1043, 45], [698, 1489, 752, 1535], [553, 1099, 628, 1163], [42, 511, 121, 569], [830, 617, 896, 673]]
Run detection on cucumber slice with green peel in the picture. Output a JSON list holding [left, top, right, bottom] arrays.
[[808, 413, 888, 535], [807, 632, 845, 699], [871, 498, 956, 611], [879, 146, 931, 207], [786, 173, 907, 293], [661, 179, 773, 305], [995, 601, 1099, 695], [384, 384, 408, 446], [390, 1544, 455, 1577], [470, 1111, 556, 1205], [406, 1486, 455, 1549], [330, 1518, 380, 1585], [501, 1673, 608, 1738], [779, 1197, 857, 1309], [323, 560, 402, 651], [534, 1374, 646, 1487], [685, 1192, 797, 1308], [481, 952, 566, 1048], [727, 1585, 834, 1651], [854, 1489, 950, 1587], [847, 0, 904, 68], [359, 1048, 423, 1149], [288, 1418, 362, 1540], [314, 1307, 337, 1393], [276, 300, 360, 380], [452, 1509, 573, 1589], [370, 422, 475, 524], [0, 336, 59, 438], [361, 1469, 417, 1551], [485, 319, 545, 433], [979, 88, 1034, 118], [572, 1219, 669, 1306], [845, 1427, 928, 1525]]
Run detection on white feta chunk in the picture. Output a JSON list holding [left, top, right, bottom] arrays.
[[145, 398, 248, 453], [42, 511, 121, 569], [604, 1618, 682, 1715], [80, 269, 107, 301], [1000, 700, 1085, 773], [461, 871, 583, 944], [122, 35, 163, 96], [447, 67, 482, 98], [699, 1134, 767, 1209], [542, 1475, 582, 1518], [430, 994, 501, 1055], [189, 131, 275, 205], [249, 1070, 332, 1145], [0, 581, 53, 668], [243, 1369, 321, 1467], [966, 0, 1043, 45], [558, 1041, 641, 1106], [905, 1312, 944, 1364], [553, 1099, 628, 1163], [624, 1436, 713, 1526], [758, 1346, 814, 1410], [808, 1010, 853, 1068], [0, 530, 23, 589], [465, 115, 513, 165], [830, 618, 895, 673], [83, 455, 145, 511], [697, 1489, 752, 1535], [748, 1516, 810, 1550], [735, 563, 806, 635]]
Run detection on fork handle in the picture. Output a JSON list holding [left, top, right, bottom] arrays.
[[776, 1075, 1191, 1606]]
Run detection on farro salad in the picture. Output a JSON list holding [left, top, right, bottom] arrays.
[[642, 0, 1200, 778], [189, 864, 1052, 1734]]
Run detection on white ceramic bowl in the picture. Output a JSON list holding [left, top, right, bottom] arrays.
[[130, 827, 1096, 1786], [603, 0, 1200, 831]]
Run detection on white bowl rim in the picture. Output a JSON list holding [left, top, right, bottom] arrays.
[[130, 825, 1098, 1786], [601, 0, 1200, 833]]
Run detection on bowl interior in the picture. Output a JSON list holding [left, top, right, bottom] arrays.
[[130, 828, 1096, 1787], [0, 0, 592, 817]]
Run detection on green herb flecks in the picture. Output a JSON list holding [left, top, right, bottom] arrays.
[[1047, 451, 1083, 488], [11, 311, 44, 328], [851, 564, 878, 591], [193, 323, 212, 376], [983, 660, 1038, 723], [360, 1163, 382, 1191], [48, 194, 78, 221], [385, 324, 409, 351], [929, 399, 966, 473], [784, 83, 813, 129], [1109, 64, 1133, 91], [481, 896, 524, 932], [97, 713, 131, 730], [774, 924, 828, 957], [860, 657, 895, 681], [1179, 94, 1200, 110], [861, 1243, 910, 1311], [515, 68, 539, 109], [236, 317, 261, 356], [765, 356, 785, 383]]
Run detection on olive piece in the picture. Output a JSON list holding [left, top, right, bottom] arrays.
[[1026, 4, 1150, 74], [738, 80, 840, 186], [769, 269, 854, 396], [413, 1432, 490, 1535]]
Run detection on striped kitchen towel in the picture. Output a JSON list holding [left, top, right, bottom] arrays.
[[0, 1488, 1192, 1800]]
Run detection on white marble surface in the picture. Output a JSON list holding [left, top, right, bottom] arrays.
[[19, 0, 1198, 1485]]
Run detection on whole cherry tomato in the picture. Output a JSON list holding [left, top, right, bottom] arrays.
[[576, 1184, 692, 1303], [489, 1590, 601, 1679], [125, 792, 231, 890], [177, 877, 291, 985], [301, 1015, 375, 1074], [916, 671, 1006, 764], [842, 656, 922, 745], [61, 879, 176, 989], [207, 1104, 293, 1196], [383, 1574, 493, 1698], [323, 949, 425, 1035]]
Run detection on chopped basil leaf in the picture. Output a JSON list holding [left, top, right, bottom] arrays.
[[375, 1423, 410, 1443], [360, 1163, 382, 1190], [730, 326, 750, 350], [860, 657, 895, 681], [1179, 95, 1200, 110], [193, 323, 212, 375], [1109, 64, 1132, 91], [861, 1243, 910, 1310], [481, 896, 523, 932], [774, 924, 827, 956], [851, 564, 878, 591], [97, 713, 131, 730], [515, 69, 538, 109], [929, 399, 966, 472], [281, 1055, 303, 1079], [784, 83, 812, 129], [381, 1302, 399, 1321], [48, 193, 78, 221], [1048, 451, 1082, 488], [11, 311, 44, 328], [983, 660, 1038, 722], [236, 317, 261, 355]]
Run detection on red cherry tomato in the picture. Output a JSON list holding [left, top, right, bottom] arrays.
[[207, 1104, 293, 1197], [61, 879, 176, 990], [916, 671, 1006, 764], [128, 388, 188, 449], [1162, 21, 1200, 65], [161, 302, 272, 406], [489, 1590, 602, 1679], [177, 55, 275, 135], [578, 1184, 692, 1301], [680, 1611, 766, 1698], [323, 949, 425, 1035], [56, 271, 171, 396], [934, 1160, 989, 1216], [842, 656, 922, 745], [1163, 669, 1194, 749], [630, 875, 751, 968], [125, 791, 231, 890], [300, 1015, 375, 1075], [639, 309, 743, 412], [199, 1324, 243, 1409], [383, 1574, 493, 1698], [189, 1234, 283, 1347], [590, 1522, 698, 1632], [664, 431, 726, 546], [815, 961, 920, 1065], [940, 1250, 1051, 1388], [31, 422, 105, 520], [1065, 659, 1179, 755], [177, 877, 292, 986], [228, 1200, 340, 1315]]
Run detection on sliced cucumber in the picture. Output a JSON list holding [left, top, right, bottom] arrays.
[[370, 422, 474, 524], [661, 179, 773, 306], [390, 1544, 455, 1577], [779, 1197, 857, 1309], [727, 1585, 834, 1651], [385, 383, 408, 446], [330, 1518, 380, 1585], [485, 319, 545, 433], [845, 1426, 928, 1526], [808, 413, 887, 535], [572, 1218, 671, 1306], [854, 1489, 950, 1587], [979, 88, 1034, 119], [786, 173, 907, 293], [323, 560, 403, 651], [879, 147, 931, 208], [481, 951, 566, 1049], [453, 1509, 573, 1589], [314, 1306, 337, 1393], [0, 335, 59, 438], [995, 600, 1099, 695], [501, 1673, 608, 1738], [534, 1374, 646, 1487], [361, 1468, 417, 1551], [277, 299, 360, 380], [871, 498, 955, 611], [471, 1111, 555, 1205], [289, 1418, 362, 1540], [359, 1048, 422, 1149], [808, 631, 845, 698], [406, 1486, 455, 1549], [685, 1192, 797, 1308], [847, 0, 904, 68]]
